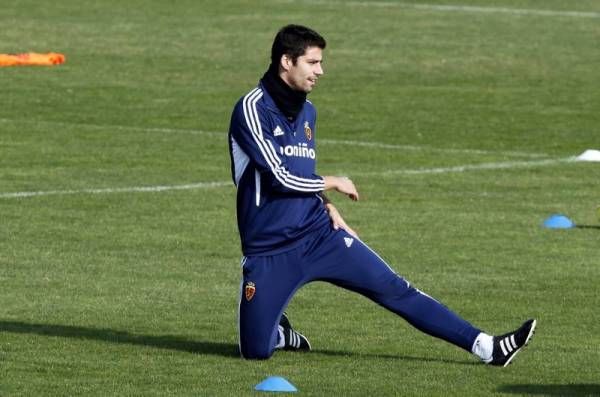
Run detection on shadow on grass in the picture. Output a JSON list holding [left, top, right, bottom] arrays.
[[0, 320, 239, 357], [2, 320, 476, 365], [498, 384, 600, 396], [312, 348, 477, 366], [576, 224, 600, 230]]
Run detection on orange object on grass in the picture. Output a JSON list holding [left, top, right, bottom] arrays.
[[0, 52, 66, 66]]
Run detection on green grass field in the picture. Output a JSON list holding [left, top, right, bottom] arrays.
[[1, 1, 599, 395]]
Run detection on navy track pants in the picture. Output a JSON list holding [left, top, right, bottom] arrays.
[[238, 224, 481, 359]]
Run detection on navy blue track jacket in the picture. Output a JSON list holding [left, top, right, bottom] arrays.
[[228, 82, 330, 256]]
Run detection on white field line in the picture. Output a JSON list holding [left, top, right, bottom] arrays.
[[1, 157, 574, 199], [0, 181, 231, 199], [319, 139, 548, 158], [0, 118, 548, 159], [292, 0, 600, 19]]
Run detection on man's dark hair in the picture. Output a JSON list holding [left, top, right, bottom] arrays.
[[270, 24, 326, 67]]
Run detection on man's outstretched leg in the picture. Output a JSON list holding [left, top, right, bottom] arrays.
[[304, 227, 536, 365]]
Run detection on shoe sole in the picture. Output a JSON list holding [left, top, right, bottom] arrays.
[[503, 319, 537, 367], [299, 331, 311, 351]]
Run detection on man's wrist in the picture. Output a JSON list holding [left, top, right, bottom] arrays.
[[323, 175, 338, 191]]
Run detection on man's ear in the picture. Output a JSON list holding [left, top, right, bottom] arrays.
[[280, 54, 292, 71]]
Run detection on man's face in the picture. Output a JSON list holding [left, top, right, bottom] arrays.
[[281, 46, 324, 93]]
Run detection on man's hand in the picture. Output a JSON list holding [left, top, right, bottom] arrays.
[[325, 202, 358, 238], [323, 176, 359, 201]]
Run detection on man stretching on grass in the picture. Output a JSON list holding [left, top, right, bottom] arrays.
[[227, 24, 536, 366]]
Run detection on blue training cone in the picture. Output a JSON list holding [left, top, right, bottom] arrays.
[[255, 376, 298, 393], [543, 214, 575, 229]]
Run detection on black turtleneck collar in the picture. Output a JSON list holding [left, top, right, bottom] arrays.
[[260, 65, 306, 121]]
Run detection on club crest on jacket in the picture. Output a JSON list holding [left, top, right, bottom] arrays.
[[304, 121, 312, 141]]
